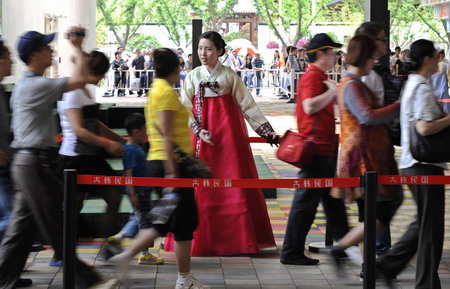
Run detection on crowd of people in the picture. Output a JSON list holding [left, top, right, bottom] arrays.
[[0, 20, 449, 289]]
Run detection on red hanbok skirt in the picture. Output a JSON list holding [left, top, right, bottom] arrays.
[[163, 93, 275, 256]]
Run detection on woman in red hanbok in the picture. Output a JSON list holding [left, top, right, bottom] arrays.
[[164, 31, 277, 256]]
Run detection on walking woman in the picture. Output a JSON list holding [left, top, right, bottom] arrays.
[[329, 34, 403, 270], [377, 39, 448, 289], [111, 48, 209, 289], [58, 51, 124, 238], [164, 31, 277, 256]]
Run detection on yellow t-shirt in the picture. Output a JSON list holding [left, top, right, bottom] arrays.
[[146, 78, 192, 160]]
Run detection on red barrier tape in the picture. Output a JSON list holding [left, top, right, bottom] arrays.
[[76, 175, 450, 188], [379, 175, 450, 185], [56, 136, 267, 143], [77, 175, 360, 189]]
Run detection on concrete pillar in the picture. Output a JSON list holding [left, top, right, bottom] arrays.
[[59, 0, 96, 77], [364, 0, 390, 68], [2, 0, 96, 83]]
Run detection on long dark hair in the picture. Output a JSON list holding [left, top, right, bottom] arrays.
[[199, 31, 226, 57], [404, 39, 435, 72], [273, 50, 280, 61]]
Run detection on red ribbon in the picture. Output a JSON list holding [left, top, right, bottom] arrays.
[[77, 175, 360, 189]]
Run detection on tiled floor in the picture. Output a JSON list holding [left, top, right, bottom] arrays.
[[20, 88, 450, 288]]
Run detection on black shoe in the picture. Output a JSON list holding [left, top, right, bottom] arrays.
[[280, 256, 319, 265], [278, 95, 289, 99], [374, 261, 397, 287], [15, 278, 32, 287], [286, 99, 296, 103]]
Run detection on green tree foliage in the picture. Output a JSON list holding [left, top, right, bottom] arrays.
[[182, 0, 239, 32], [388, 0, 449, 51], [97, 0, 154, 50], [253, 0, 354, 48], [127, 34, 162, 50], [154, 1, 190, 47]]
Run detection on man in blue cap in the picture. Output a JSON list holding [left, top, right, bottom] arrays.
[[0, 27, 102, 289]]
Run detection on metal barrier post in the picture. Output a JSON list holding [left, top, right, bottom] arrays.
[[63, 169, 77, 289], [362, 171, 377, 289]]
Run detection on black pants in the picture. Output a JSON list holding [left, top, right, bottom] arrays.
[[280, 155, 349, 260], [114, 72, 126, 95], [0, 153, 97, 289], [378, 163, 445, 289]]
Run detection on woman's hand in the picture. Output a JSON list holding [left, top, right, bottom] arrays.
[[265, 132, 280, 147], [105, 141, 124, 156], [199, 129, 214, 145]]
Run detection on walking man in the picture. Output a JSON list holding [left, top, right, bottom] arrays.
[[0, 28, 101, 289], [280, 33, 349, 265]]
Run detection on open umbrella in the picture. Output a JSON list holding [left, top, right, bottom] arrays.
[[233, 44, 258, 56], [227, 38, 252, 49]]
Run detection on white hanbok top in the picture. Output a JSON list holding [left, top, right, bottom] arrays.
[[182, 63, 270, 132]]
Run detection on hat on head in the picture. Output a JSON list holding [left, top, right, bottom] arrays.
[[307, 33, 342, 53], [17, 31, 56, 63]]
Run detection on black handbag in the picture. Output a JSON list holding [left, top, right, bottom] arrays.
[[174, 147, 212, 178], [409, 83, 450, 163]]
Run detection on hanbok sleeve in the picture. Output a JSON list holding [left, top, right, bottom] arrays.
[[228, 69, 275, 136], [181, 69, 202, 135]]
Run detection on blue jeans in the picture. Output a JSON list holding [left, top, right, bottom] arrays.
[[134, 188, 153, 230], [255, 74, 262, 95], [281, 155, 349, 260], [0, 166, 12, 242], [121, 213, 139, 238]]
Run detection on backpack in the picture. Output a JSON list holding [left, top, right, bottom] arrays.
[[374, 65, 407, 146]]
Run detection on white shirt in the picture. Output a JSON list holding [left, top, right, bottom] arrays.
[[220, 53, 236, 68], [399, 74, 447, 169], [58, 89, 96, 156], [389, 55, 399, 73], [362, 69, 384, 106]]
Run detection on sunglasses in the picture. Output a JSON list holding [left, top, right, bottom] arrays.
[[376, 37, 388, 43]]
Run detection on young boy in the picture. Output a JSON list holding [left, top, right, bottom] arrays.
[[106, 113, 164, 265]]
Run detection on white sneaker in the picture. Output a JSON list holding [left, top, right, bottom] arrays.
[[175, 276, 211, 289]]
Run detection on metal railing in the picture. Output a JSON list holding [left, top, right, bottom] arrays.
[[102, 67, 343, 98]]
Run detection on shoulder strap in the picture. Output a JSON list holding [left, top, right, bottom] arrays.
[[409, 82, 427, 118]]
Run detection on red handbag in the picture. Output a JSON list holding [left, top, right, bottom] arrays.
[[276, 130, 315, 168]]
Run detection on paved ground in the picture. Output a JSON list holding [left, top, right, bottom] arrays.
[[20, 87, 450, 288]]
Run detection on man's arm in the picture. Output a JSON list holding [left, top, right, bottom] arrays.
[[65, 27, 89, 92]]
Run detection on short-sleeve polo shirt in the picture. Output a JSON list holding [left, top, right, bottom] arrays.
[[296, 64, 337, 156]]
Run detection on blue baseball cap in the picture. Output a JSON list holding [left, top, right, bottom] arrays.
[[17, 31, 56, 64]]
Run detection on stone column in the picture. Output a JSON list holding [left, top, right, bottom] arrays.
[[59, 0, 96, 77]]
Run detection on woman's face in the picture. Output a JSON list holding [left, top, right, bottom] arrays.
[[198, 38, 222, 68]]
